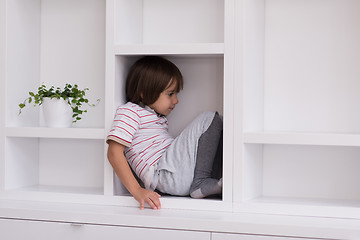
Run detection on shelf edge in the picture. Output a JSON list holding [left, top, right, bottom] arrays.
[[5, 127, 106, 140], [243, 132, 360, 147], [113, 43, 224, 55]]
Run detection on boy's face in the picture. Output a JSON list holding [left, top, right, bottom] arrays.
[[148, 81, 179, 116]]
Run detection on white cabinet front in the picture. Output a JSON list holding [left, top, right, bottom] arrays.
[[212, 232, 321, 240], [0, 219, 210, 240]]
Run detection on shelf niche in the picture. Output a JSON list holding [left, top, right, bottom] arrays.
[[5, 137, 105, 196], [112, 54, 224, 201], [114, 0, 224, 44], [244, 144, 360, 203], [6, 0, 105, 129], [243, 0, 360, 134]]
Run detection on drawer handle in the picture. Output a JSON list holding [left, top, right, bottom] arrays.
[[70, 223, 84, 227]]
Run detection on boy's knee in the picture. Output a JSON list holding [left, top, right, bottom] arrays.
[[203, 111, 222, 125], [197, 111, 222, 133], [199, 111, 217, 121]]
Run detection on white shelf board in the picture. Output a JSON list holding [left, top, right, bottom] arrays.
[[1, 186, 229, 212], [251, 196, 360, 209], [5, 127, 106, 139], [160, 195, 229, 212], [235, 196, 360, 219], [0, 186, 110, 206], [113, 195, 228, 212], [243, 131, 360, 147], [2, 193, 228, 212], [14, 185, 104, 195], [113, 43, 224, 56]]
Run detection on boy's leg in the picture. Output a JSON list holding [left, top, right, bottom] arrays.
[[190, 112, 223, 199], [156, 112, 216, 196], [211, 131, 223, 180]]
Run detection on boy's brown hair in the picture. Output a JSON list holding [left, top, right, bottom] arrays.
[[126, 56, 183, 105]]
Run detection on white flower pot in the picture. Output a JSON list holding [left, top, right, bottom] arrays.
[[42, 98, 73, 128]]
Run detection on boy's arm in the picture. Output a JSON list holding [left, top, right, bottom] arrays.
[[107, 140, 161, 210]]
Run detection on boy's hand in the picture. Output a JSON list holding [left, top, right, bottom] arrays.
[[133, 187, 161, 210], [107, 141, 161, 210]]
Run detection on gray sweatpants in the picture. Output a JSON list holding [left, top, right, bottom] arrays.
[[154, 111, 216, 196]]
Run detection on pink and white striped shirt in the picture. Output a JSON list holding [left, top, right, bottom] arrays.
[[106, 102, 174, 190]]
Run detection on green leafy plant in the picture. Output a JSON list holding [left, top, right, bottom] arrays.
[[18, 84, 100, 123]]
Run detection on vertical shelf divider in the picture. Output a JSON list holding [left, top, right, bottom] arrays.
[[223, 0, 235, 205], [104, 0, 116, 197], [0, 0, 6, 191]]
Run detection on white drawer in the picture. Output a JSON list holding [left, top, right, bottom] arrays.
[[212, 232, 321, 240], [0, 218, 210, 240]]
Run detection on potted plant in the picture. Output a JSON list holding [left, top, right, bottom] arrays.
[[18, 84, 100, 127]]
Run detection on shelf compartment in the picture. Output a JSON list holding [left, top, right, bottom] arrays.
[[240, 143, 360, 217], [113, 43, 224, 56], [112, 54, 227, 208], [6, 0, 105, 129], [5, 127, 106, 140], [243, 0, 360, 134], [244, 132, 360, 147], [4, 137, 105, 196], [114, 0, 224, 44]]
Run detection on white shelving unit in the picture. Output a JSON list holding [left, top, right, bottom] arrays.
[[2, 0, 360, 223], [234, 0, 360, 219]]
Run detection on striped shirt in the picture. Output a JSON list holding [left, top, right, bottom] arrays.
[[106, 102, 174, 189]]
